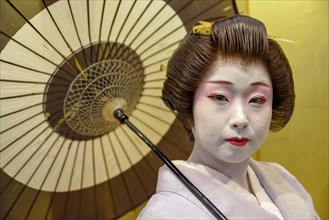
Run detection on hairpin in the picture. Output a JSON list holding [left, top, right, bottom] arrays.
[[268, 35, 299, 43], [160, 64, 167, 72], [192, 21, 213, 35]]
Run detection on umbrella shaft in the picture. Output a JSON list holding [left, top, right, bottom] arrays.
[[113, 109, 227, 220]]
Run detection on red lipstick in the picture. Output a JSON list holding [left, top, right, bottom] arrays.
[[226, 138, 249, 147]]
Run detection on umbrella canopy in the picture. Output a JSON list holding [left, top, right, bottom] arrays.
[[0, 0, 238, 219]]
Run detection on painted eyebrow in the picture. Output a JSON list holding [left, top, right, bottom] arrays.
[[204, 80, 233, 85], [204, 81, 270, 87], [250, 82, 270, 87]]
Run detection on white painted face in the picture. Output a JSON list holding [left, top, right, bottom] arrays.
[[191, 60, 273, 164]]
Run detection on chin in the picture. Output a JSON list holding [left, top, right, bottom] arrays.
[[218, 154, 250, 164]]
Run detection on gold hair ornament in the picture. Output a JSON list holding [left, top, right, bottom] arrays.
[[192, 21, 213, 35], [160, 64, 167, 72], [268, 35, 299, 43]]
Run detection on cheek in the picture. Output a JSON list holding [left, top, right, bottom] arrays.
[[253, 107, 272, 138], [193, 108, 223, 140]]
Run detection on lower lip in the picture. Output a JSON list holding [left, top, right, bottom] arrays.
[[227, 140, 249, 147]]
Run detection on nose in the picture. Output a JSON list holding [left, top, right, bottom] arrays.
[[230, 102, 249, 129]]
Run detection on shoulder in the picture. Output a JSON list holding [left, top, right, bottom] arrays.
[[253, 159, 304, 187], [251, 159, 318, 214], [138, 163, 214, 219], [137, 191, 211, 219], [252, 159, 305, 189]]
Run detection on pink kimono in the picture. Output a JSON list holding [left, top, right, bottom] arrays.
[[138, 158, 319, 219]]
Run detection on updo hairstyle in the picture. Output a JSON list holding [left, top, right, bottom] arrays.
[[162, 15, 295, 141]]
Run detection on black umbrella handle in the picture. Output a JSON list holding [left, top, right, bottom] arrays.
[[113, 109, 228, 220]]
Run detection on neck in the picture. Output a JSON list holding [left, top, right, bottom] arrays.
[[187, 147, 251, 192]]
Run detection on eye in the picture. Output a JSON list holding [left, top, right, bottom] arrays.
[[208, 94, 229, 102], [249, 96, 266, 105]]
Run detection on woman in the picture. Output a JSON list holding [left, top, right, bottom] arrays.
[[138, 15, 319, 219]]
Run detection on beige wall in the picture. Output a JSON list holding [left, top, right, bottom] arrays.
[[247, 1, 328, 219]]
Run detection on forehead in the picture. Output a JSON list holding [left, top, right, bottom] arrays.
[[204, 58, 271, 84]]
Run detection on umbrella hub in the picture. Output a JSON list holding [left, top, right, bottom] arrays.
[[43, 42, 144, 140], [64, 59, 143, 137], [102, 97, 128, 122]]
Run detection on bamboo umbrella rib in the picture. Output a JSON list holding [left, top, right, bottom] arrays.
[[6, 0, 81, 75], [0, 60, 70, 83], [0, 118, 48, 154], [133, 109, 172, 137], [40, 0, 89, 72], [66, 0, 89, 66], [40, 0, 75, 57], [134, 0, 170, 47], [81, 143, 96, 187], [61, 137, 80, 218], [140, 41, 180, 65], [0, 103, 43, 126], [117, 0, 171, 61], [96, 0, 106, 61], [106, 133, 134, 210], [92, 138, 111, 185], [99, 136, 117, 217], [91, 138, 97, 190], [135, 107, 171, 126], [0, 92, 44, 101], [0, 126, 49, 196], [111, 0, 153, 60], [0, 81, 69, 101], [58, 136, 80, 192], [144, 70, 164, 77], [0, 111, 43, 135], [113, 130, 149, 197], [131, 114, 189, 156], [142, 57, 170, 70], [0, 88, 69, 101], [0, 109, 57, 152], [143, 87, 163, 90], [0, 131, 51, 219], [124, 0, 226, 66], [0, 112, 59, 171], [106, 0, 137, 61], [131, 114, 165, 140], [128, 0, 193, 61], [120, 126, 157, 176], [0, 102, 43, 119], [0, 79, 65, 87], [79, 140, 87, 218], [86, 0, 93, 64], [92, 138, 98, 219], [138, 101, 171, 113], [88, 1, 102, 65], [74, 2, 91, 66], [143, 78, 167, 83], [28, 134, 69, 218], [139, 94, 162, 99], [0, 60, 52, 76], [1, 131, 60, 219], [27, 136, 74, 219], [126, 0, 226, 65], [0, 31, 75, 79], [124, 0, 175, 59], [100, 0, 122, 61]]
